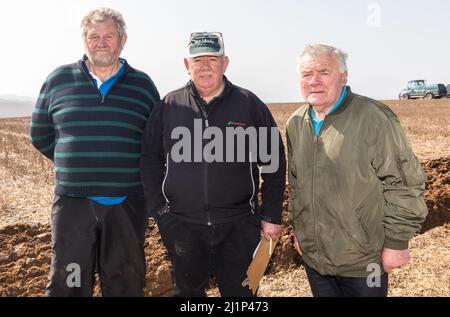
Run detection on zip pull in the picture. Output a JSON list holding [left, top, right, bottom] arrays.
[[101, 96, 105, 104], [205, 119, 209, 127]]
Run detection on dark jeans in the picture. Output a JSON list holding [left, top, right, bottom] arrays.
[[46, 195, 148, 297], [157, 213, 261, 297], [304, 262, 388, 297]]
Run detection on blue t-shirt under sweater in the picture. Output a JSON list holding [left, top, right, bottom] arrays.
[[88, 60, 126, 205]]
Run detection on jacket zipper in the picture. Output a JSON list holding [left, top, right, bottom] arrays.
[[310, 111, 325, 273], [82, 61, 129, 104], [98, 67, 128, 104], [312, 136, 324, 273], [203, 107, 255, 217], [201, 108, 212, 226], [86, 74, 105, 102], [312, 108, 345, 273], [195, 93, 226, 226]]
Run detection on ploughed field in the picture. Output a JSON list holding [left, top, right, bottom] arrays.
[[0, 99, 449, 296]]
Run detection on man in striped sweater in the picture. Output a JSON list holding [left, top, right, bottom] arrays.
[[30, 8, 160, 296]]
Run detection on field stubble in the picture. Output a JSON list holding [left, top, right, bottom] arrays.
[[0, 99, 449, 296]]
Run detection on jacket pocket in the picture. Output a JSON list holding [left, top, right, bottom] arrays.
[[345, 214, 373, 253], [319, 197, 373, 254], [155, 203, 172, 232], [395, 150, 427, 186], [52, 194, 62, 206], [157, 202, 171, 216], [288, 177, 304, 230], [161, 153, 171, 204], [354, 203, 383, 252]]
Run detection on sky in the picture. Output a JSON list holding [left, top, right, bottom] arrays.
[[1, 0, 450, 103]]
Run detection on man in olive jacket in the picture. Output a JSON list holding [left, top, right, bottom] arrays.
[[287, 44, 428, 297]]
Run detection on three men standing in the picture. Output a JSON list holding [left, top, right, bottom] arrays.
[[30, 8, 428, 297]]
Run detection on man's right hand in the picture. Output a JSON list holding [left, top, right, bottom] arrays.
[[382, 247, 410, 273], [293, 236, 302, 256]]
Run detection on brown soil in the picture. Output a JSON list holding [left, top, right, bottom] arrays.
[[421, 158, 450, 232], [1, 100, 449, 296], [1, 157, 448, 297], [0, 220, 173, 297]]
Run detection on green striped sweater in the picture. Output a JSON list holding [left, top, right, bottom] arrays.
[[30, 56, 160, 196]]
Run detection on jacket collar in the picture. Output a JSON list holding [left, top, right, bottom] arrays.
[[306, 86, 355, 122], [187, 75, 233, 106], [328, 86, 354, 116]]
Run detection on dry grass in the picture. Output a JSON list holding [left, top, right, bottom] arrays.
[[267, 99, 450, 160], [384, 99, 450, 160], [257, 223, 450, 297], [0, 118, 53, 226], [0, 99, 449, 297]]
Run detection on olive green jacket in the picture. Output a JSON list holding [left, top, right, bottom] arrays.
[[286, 87, 428, 277]]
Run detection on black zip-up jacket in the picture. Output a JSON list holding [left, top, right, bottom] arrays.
[[141, 77, 286, 225]]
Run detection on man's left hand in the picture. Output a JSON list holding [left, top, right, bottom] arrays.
[[261, 220, 281, 241], [382, 247, 411, 273]]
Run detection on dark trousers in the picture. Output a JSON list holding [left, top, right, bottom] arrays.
[[157, 213, 261, 297], [46, 195, 148, 297], [304, 262, 388, 297]]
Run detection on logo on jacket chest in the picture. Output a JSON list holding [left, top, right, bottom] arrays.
[[169, 119, 279, 173], [227, 121, 247, 128]]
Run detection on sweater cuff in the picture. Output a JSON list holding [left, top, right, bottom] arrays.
[[384, 236, 409, 250]]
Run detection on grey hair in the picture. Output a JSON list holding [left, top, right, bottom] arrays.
[[81, 7, 127, 39], [298, 44, 348, 73]]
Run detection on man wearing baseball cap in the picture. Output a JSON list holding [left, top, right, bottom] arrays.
[[141, 32, 286, 296]]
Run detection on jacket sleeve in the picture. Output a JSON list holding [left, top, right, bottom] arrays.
[[140, 102, 167, 218], [372, 115, 428, 250], [286, 123, 297, 226], [254, 101, 286, 225], [29, 78, 55, 161]]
